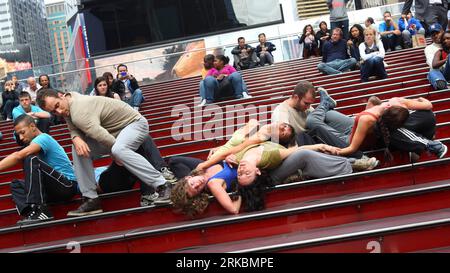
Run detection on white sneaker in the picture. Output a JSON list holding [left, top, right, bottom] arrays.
[[242, 92, 252, 99], [198, 99, 207, 106], [383, 61, 389, 67], [133, 107, 140, 111]]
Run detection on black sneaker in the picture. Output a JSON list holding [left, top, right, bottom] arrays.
[[67, 198, 103, 217], [436, 80, 447, 90], [427, 140, 448, 159], [153, 183, 172, 205], [17, 205, 54, 226]]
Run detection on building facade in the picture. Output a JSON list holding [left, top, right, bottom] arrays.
[[46, 1, 70, 66], [0, 0, 52, 67]]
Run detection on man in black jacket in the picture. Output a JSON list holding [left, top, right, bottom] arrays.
[[231, 37, 258, 70], [402, 0, 448, 33]]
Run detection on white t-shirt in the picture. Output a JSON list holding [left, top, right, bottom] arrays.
[[271, 100, 314, 134], [425, 43, 443, 69], [23, 83, 42, 101]]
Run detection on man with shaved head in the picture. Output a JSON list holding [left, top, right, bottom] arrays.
[[23, 77, 42, 103]]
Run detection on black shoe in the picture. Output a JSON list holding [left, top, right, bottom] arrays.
[[436, 80, 447, 90], [153, 183, 172, 205], [67, 198, 103, 217], [17, 205, 54, 226]]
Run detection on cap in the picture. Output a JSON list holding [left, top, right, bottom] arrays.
[[430, 23, 442, 34]]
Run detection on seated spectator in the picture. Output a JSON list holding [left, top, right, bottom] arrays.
[[38, 74, 51, 89], [23, 76, 42, 103], [103, 72, 125, 99], [116, 64, 144, 110], [347, 24, 365, 62], [93, 76, 121, 100], [431, 30, 450, 90], [398, 11, 425, 48], [299, 24, 319, 58], [199, 54, 215, 104], [256, 33, 276, 66], [379, 11, 402, 51], [13, 92, 51, 146], [37, 89, 172, 216], [317, 28, 357, 75], [426, 23, 446, 90], [365, 17, 376, 29], [359, 28, 388, 82], [96, 135, 176, 206], [198, 55, 251, 106], [231, 37, 258, 70], [1, 80, 19, 120], [11, 75, 24, 93], [315, 21, 331, 56], [3, 115, 78, 225]]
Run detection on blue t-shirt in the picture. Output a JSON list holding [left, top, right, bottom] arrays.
[[12, 105, 47, 121], [31, 133, 77, 181], [379, 22, 396, 33]]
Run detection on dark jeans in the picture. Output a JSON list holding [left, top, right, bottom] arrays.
[[389, 110, 437, 154], [168, 156, 204, 178], [381, 34, 401, 51], [2, 100, 19, 120], [98, 135, 168, 195], [360, 57, 388, 82], [10, 155, 78, 215], [330, 20, 349, 40]]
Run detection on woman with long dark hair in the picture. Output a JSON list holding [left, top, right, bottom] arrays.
[[347, 24, 365, 61], [299, 24, 319, 58], [93, 76, 121, 100]]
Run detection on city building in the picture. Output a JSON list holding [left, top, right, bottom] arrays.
[[0, 0, 52, 68], [46, 0, 70, 66]]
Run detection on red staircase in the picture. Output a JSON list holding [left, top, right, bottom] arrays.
[[1, 45, 450, 253]]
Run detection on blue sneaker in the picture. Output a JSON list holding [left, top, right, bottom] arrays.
[[427, 140, 448, 159], [318, 87, 337, 109]]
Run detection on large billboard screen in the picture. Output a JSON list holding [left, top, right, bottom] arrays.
[[0, 44, 33, 79]]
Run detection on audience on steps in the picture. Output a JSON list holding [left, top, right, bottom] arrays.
[[0, 7, 449, 222]]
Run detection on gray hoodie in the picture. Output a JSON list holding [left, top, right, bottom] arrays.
[[327, 0, 348, 22]]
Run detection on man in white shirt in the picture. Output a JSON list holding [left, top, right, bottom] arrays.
[[23, 77, 42, 103], [425, 23, 447, 90]]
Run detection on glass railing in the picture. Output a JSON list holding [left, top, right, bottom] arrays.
[[1, 1, 405, 94]]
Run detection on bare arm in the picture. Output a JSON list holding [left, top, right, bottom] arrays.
[[278, 144, 339, 160], [208, 180, 241, 214], [400, 97, 433, 110], [0, 143, 41, 171], [433, 50, 447, 69], [338, 116, 376, 156]]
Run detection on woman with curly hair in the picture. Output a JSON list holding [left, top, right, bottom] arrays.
[[170, 119, 295, 216]]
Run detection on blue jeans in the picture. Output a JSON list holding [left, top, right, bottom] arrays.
[[203, 73, 248, 103], [317, 58, 357, 75], [199, 80, 206, 100], [124, 88, 144, 108], [360, 57, 388, 82], [428, 53, 450, 89]]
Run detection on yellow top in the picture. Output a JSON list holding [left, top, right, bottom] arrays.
[[235, 141, 286, 170]]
